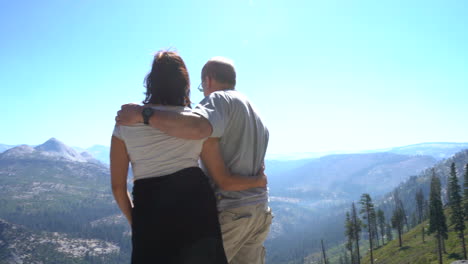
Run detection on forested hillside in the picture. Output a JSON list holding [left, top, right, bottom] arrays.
[[1, 139, 467, 264], [0, 139, 131, 263], [326, 150, 468, 264], [361, 208, 468, 264]]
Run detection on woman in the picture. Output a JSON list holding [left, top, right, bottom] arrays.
[[110, 51, 266, 264]]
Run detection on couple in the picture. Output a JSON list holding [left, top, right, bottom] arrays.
[[111, 50, 272, 264]]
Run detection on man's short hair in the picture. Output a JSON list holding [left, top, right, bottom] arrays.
[[201, 57, 236, 88]]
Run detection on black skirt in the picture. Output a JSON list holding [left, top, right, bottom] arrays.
[[131, 167, 227, 264]]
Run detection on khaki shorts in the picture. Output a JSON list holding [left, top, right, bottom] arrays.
[[218, 202, 273, 264]]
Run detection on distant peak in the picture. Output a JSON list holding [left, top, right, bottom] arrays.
[[35, 138, 67, 151], [34, 138, 85, 162], [45, 137, 60, 143]]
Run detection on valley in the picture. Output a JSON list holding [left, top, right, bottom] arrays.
[[1, 139, 467, 263]]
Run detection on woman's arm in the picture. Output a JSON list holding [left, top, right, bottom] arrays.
[[110, 135, 133, 226], [200, 138, 267, 191]]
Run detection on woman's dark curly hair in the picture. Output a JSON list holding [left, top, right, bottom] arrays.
[[143, 51, 191, 107]]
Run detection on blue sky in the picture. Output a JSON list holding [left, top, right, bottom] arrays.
[[1, 0, 467, 154]]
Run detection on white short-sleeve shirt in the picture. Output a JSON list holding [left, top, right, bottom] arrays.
[[113, 105, 205, 181]]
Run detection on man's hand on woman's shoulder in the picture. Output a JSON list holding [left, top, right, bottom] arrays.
[[116, 103, 144, 125]]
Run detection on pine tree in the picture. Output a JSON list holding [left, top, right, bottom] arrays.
[[448, 162, 467, 259], [428, 169, 448, 264], [377, 209, 386, 245], [391, 205, 405, 247], [424, 199, 430, 221], [372, 211, 380, 248], [447, 173, 453, 206], [416, 189, 424, 224], [390, 190, 406, 247], [415, 188, 426, 243], [386, 223, 393, 242], [343, 251, 350, 264], [360, 194, 375, 264], [345, 212, 355, 264], [410, 212, 418, 228], [422, 223, 426, 243], [321, 239, 329, 264], [393, 190, 408, 231], [463, 163, 468, 220], [351, 202, 362, 264]]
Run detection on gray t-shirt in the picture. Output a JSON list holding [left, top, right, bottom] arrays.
[[194, 90, 269, 210], [113, 105, 204, 181]]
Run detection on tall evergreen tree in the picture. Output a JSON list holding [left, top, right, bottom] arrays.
[[428, 169, 448, 264], [342, 250, 353, 264], [424, 199, 430, 221], [447, 174, 453, 206], [463, 163, 468, 220], [345, 212, 354, 264], [391, 205, 405, 247], [360, 194, 375, 264], [343, 251, 350, 264], [415, 188, 426, 243], [321, 239, 329, 264], [393, 190, 409, 231], [377, 209, 386, 245], [416, 189, 424, 224], [351, 202, 362, 264], [410, 212, 418, 228], [386, 223, 393, 242], [372, 211, 380, 248], [448, 162, 467, 259]]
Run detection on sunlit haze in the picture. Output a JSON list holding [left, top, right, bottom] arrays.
[[1, 0, 467, 155]]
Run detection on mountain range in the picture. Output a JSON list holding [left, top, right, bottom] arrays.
[[320, 148, 468, 264], [266, 142, 468, 161], [0, 138, 130, 263], [1, 138, 101, 164], [3, 141, 468, 164], [268, 152, 437, 199], [1, 138, 468, 264], [377, 148, 468, 221], [263, 144, 468, 263]]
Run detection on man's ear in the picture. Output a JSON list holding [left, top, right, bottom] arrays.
[[206, 76, 212, 89]]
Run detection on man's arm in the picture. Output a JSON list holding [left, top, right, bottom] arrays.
[[116, 104, 212, 140], [201, 138, 267, 191]]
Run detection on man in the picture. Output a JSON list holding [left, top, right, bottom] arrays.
[[117, 56, 271, 264]]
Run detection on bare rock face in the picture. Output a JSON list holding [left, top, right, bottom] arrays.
[[0, 138, 101, 164], [1, 145, 35, 158], [0, 218, 120, 262], [34, 137, 86, 162]]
